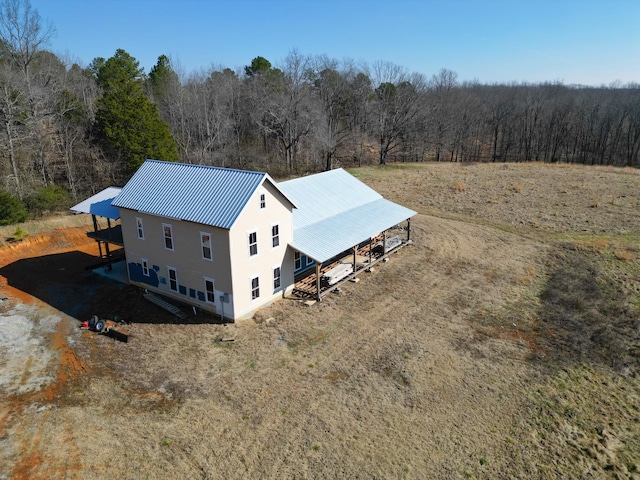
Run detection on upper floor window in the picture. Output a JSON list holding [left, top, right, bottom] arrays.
[[248, 231, 258, 256], [201, 232, 212, 260], [294, 251, 301, 270], [260, 193, 266, 209], [163, 224, 174, 250], [136, 217, 144, 239], [251, 276, 260, 300], [271, 224, 280, 248]]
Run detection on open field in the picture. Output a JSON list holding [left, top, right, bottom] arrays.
[[1, 162, 639, 479]]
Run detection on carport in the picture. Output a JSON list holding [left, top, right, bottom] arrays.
[[70, 186, 123, 262]]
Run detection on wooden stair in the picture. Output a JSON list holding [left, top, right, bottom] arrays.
[[143, 292, 188, 320]]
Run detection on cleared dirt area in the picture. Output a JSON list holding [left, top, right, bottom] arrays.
[[1, 162, 639, 479]]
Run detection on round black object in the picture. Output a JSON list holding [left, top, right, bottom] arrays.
[[88, 315, 98, 329], [94, 320, 105, 332]]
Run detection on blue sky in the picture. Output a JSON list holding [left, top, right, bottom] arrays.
[[31, 0, 639, 86]]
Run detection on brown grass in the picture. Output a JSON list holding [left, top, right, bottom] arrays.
[[453, 181, 467, 192], [614, 248, 635, 262]]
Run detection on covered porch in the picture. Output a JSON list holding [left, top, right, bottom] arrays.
[[291, 221, 412, 300]]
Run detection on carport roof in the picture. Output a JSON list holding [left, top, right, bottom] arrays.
[[70, 186, 122, 219], [279, 169, 416, 263]]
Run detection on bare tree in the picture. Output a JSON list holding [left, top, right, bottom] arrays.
[[0, 0, 54, 85], [0, 66, 24, 196], [0, 0, 55, 184], [369, 62, 427, 165]]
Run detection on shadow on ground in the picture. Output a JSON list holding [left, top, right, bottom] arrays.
[[0, 251, 224, 325]]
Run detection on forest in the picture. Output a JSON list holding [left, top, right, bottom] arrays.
[[1, 0, 639, 223]]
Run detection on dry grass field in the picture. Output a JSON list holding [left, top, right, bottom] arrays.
[[1, 162, 639, 479]]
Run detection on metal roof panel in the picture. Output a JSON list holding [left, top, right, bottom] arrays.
[[281, 169, 417, 263], [279, 169, 382, 230], [70, 186, 122, 219], [289, 198, 416, 263], [112, 160, 292, 229]]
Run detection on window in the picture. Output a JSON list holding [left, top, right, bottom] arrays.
[[204, 277, 215, 303], [273, 267, 281, 291], [136, 217, 144, 239], [294, 251, 301, 270], [251, 276, 260, 300], [168, 267, 178, 292], [201, 232, 212, 260], [141, 258, 149, 276], [271, 224, 280, 248], [248, 231, 258, 256], [260, 193, 266, 209], [163, 224, 174, 250]]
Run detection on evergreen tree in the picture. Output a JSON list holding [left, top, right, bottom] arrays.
[[94, 49, 178, 174], [149, 54, 179, 100]]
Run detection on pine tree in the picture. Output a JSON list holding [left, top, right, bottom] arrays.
[[94, 49, 178, 174]]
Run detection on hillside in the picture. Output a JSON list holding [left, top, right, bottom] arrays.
[[1, 162, 639, 479]]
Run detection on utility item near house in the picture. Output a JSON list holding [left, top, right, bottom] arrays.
[[72, 160, 416, 321]]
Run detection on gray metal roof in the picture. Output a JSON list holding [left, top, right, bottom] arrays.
[[280, 169, 416, 263], [70, 186, 122, 219], [112, 160, 295, 229], [279, 169, 382, 230]]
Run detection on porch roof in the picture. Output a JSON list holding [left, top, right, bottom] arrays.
[[288, 198, 414, 263], [70, 186, 122, 219], [280, 169, 416, 264]]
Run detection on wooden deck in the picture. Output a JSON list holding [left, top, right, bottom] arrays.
[[291, 232, 409, 299]]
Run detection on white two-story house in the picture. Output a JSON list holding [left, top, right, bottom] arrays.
[[78, 159, 416, 321], [112, 160, 297, 320]]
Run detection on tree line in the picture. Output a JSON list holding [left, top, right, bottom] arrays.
[[0, 0, 639, 223]]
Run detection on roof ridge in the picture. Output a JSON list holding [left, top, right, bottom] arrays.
[[144, 159, 266, 176]]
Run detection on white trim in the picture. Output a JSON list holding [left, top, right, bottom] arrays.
[[204, 277, 215, 304], [200, 231, 213, 261], [162, 223, 174, 251], [167, 266, 178, 292], [136, 217, 145, 240], [141, 258, 149, 276]]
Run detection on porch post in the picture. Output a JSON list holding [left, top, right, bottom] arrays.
[[315, 262, 322, 300], [353, 246, 357, 272], [407, 218, 411, 241], [92, 214, 103, 259]]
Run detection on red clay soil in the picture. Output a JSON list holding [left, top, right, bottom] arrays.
[[0, 228, 95, 479]]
